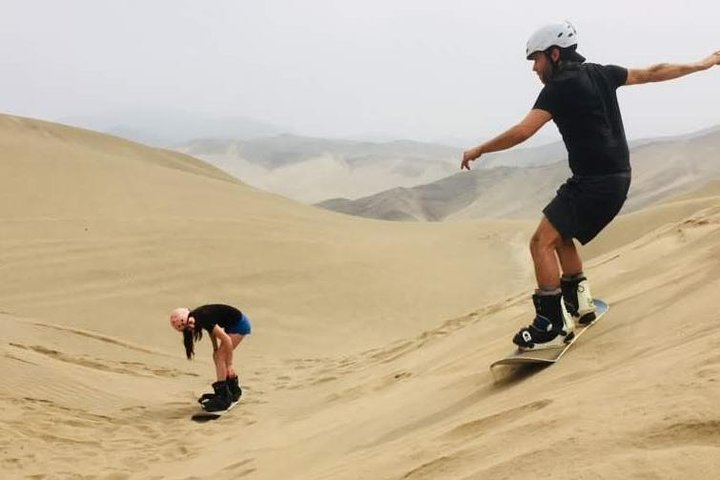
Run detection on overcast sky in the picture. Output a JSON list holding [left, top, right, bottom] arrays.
[[1, 0, 719, 145]]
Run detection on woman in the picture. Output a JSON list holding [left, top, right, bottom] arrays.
[[170, 304, 251, 412]]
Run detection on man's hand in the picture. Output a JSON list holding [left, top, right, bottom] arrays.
[[461, 146, 482, 170], [461, 110, 551, 170], [700, 50, 720, 70]]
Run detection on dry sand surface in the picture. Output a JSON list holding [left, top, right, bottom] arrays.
[[2, 114, 720, 479]]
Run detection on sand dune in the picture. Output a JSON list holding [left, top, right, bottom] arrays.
[[176, 135, 462, 203], [2, 114, 720, 479]]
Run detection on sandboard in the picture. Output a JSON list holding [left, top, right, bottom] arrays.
[[191, 400, 239, 422], [490, 299, 609, 368]]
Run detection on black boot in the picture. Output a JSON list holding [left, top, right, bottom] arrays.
[[561, 275, 597, 326], [513, 292, 574, 350], [227, 375, 242, 403], [197, 391, 214, 405], [202, 380, 232, 412]]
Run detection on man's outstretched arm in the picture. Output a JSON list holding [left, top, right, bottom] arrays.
[[461, 109, 552, 170], [625, 50, 720, 85]]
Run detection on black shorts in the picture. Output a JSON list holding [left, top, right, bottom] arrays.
[[543, 172, 631, 245]]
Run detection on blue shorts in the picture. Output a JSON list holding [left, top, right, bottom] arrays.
[[225, 312, 252, 335]]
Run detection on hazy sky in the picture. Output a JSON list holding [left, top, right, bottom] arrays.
[[2, 0, 719, 145]]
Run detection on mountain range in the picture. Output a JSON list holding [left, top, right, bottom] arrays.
[[317, 127, 720, 221]]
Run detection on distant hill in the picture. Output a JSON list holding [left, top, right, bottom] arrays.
[[179, 134, 460, 169], [175, 135, 462, 203], [175, 135, 572, 203], [317, 163, 568, 221], [317, 127, 720, 221]]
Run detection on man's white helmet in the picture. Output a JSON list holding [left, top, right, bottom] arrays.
[[526, 21, 583, 61]]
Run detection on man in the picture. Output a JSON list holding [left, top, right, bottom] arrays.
[[461, 21, 719, 350]]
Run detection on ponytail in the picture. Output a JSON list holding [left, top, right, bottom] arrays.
[[182, 326, 203, 359]]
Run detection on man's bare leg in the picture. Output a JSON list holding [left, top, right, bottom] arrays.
[[555, 236, 597, 323], [514, 216, 573, 348], [529, 216, 564, 290], [556, 237, 583, 278]]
